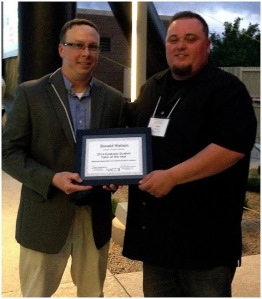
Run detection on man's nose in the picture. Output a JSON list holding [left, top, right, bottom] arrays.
[[176, 39, 186, 48], [82, 46, 91, 55]]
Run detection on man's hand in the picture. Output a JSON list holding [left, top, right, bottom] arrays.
[[138, 143, 245, 198], [52, 172, 92, 195], [138, 170, 175, 198], [103, 185, 123, 191]]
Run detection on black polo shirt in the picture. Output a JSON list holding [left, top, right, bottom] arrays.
[[123, 62, 257, 269]]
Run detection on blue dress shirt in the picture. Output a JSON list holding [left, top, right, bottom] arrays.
[[62, 75, 93, 134]]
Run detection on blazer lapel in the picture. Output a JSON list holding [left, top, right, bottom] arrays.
[[47, 68, 76, 147], [89, 79, 106, 129]]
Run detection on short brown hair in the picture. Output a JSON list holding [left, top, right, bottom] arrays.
[[170, 11, 209, 38], [59, 18, 99, 43]]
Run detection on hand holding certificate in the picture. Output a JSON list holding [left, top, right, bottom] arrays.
[[76, 128, 152, 185]]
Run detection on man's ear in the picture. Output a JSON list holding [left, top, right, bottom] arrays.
[[58, 44, 64, 58]]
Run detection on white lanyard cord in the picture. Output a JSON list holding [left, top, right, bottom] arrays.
[[167, 97, 181, 118], [152, 96, 182, 119], [51, 84, 76, 143], [152, 96, 162, 117]]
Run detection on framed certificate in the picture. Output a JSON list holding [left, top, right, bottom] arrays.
[[76, 127, 152, 185]]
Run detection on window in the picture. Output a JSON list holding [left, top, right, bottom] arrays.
[[100, 37, 111, 52]]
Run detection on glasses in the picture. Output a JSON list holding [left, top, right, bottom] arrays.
[[63, 43, 100, 53]]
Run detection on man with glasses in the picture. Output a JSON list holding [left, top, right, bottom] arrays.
[[2, 18, 126, 297], [123, 11, 257, 297]]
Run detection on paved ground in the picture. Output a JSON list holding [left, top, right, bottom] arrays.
[[2, 171, 260, 297]]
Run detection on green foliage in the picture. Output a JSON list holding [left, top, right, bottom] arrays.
[[111, 196, 118, 216], [210, 17, 260, 66], [247, 175, 260, 193]]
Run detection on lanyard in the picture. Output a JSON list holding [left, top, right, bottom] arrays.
[[149, 96, 182, 137], [152, 96, 182, 119]]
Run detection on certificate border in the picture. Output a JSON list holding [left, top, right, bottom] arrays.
[[76, 127, 152, 185]]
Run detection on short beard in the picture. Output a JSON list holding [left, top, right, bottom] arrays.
[[171, 65, 192, 78]]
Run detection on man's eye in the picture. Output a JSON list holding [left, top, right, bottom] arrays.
[[168, 38, 178, 44], [186, 36, 198, 42], [75, 43, 85, 49], [89, 45, 99, 51]]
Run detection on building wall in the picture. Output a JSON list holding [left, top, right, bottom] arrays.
[[76, 9, 171, 97], [77, 9, 131, 95], [220, 67, 260, 98]]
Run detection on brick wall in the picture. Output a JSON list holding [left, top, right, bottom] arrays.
[[77, 9, 131, 94], [77, 9, 171, 95]]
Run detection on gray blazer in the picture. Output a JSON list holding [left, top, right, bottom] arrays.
[[2, 68, 126, 253]]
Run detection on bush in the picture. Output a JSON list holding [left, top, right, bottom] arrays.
[[247, 176, 260, 193], [111, 197, 118, 216]]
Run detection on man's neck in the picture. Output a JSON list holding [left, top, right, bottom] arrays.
[[62, 69, 91, 93]]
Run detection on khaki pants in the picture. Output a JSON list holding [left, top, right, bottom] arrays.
[[19, 206, 109, 297]]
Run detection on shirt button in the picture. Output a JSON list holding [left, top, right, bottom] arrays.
[[142, 202, 146, 206]]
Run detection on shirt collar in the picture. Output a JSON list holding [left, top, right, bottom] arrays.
[[62, 73, 93, 97]]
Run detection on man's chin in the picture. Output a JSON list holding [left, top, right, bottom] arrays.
[[172, 65, 192, 77]]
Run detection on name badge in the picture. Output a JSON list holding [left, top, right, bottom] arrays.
[[148, 117, 170, 137]]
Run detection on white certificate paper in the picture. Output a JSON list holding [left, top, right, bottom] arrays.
[[76, 127, 152, 185], [84, 137, 143, 177]]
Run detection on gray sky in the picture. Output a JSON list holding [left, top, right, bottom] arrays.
[[77, 1, 260, 34]]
